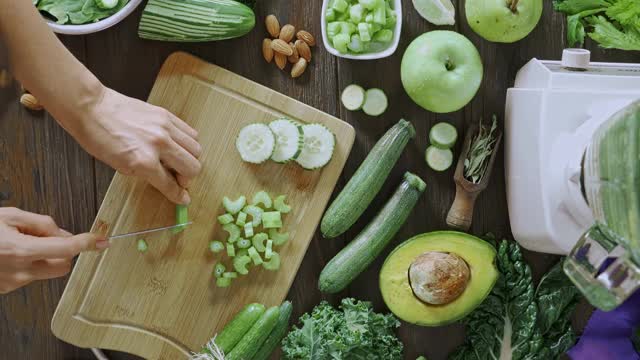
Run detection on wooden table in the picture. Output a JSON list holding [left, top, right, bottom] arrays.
[[1, 1, 638, 359]]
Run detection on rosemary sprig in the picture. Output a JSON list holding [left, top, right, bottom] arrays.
[[464, 115, 498, 184]]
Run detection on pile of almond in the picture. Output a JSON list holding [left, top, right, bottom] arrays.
[[262, 14, 316, 79]]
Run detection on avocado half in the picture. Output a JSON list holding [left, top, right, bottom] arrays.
[[379, 231, 498, 326]]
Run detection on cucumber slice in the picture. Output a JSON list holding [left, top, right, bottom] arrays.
[[233, 255, 251, 275], [296, 124, 336, 170], [251, 190, 273, 209], [429, 122, 458, 149], [425, 146, 453, 172], [341, 84, 366, 111], [223, 196, 246, 215], [362, 88, 388, 116], [268, 229, 289, 246], [262, 211, 282, 229], [262, 252, 280, 271], [236, 124, 275, 164], [94, 0, 118, 9], [269, 119, 304, 163], [273, 195, 291, 213]]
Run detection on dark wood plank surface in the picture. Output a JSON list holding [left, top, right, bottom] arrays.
[[1, 1, 639, 359]]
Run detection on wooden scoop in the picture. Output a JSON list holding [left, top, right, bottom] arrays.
[[446, 124, 503, 231]]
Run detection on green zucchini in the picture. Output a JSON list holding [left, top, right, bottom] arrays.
[[319, 172, 426, 293], [214, 303, 265, 353], [320, 119, 416, 238], [251, 301, 293, 360], [138, 0, 256, 42], [226, 306, 281, 360]]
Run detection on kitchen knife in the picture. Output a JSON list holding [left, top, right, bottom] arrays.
[[108, 222, 193, 240]]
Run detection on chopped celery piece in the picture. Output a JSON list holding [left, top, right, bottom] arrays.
[[269, 229, 290, 246], [349, 4, 365, 23], [216, 277, 232, 288], [385, 14, 396, 29], [327, 22, 341, 38], [348, 34, 366, 53], [252, 233, 269, 252], [233, 255, 251, 274], [262, 211, 282, 229], [217, 213, 234, 225], [373, 29, 393, 42], [226, 243, 236, 257], [209, 240, 224, 253], [214, 263, 226, 278], [251, 191, 272, 209], [237, 238, 252, 249], [332, 0, 348, 12], [248, 247, 263, 265], [332, 33, 350, 53], [235, 211, 247, 226], [336, 10, 350, 21], [263, 252, 281, 271], [173, 205, 188, 233], [223, 272, 238, 279], [223, 196, 246, 215], [137, 239, 148, 253], [368, 22, 381, 35], [358, 23, 371, 42], [273, 195, 291, 214], [236, 249, 249, 258], [243, 205, 263, 227], [326, 7, 336, 21], [359, 0, 380, 10], [244, 222, 254, 238], [340, 22, 357, 35], [223, 223, 241, 243], [365, 13, 373, 23], [265, 240, 274, 259], [373, 5, 386, 25]]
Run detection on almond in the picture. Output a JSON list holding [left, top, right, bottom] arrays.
[[288, 42, 299, 63], [279, 24, 296, 43], [275, 53, 287, 70], [265, 15, 280, 38], [262, 38, 274, 63], [271, 39, 294, 56], [20, 93, 43, 111], [291, 58, 307, 78], [295, 40, 312, 62], [296, 30, 316, 47]]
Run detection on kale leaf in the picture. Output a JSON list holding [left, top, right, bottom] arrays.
[[449, 239, 581, 360], [281, 298, 403, 360]]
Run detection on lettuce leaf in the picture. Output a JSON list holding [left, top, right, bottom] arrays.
[[282, 298, 403, 360], [36, 0, 128, 25], [449, 239, 581, 360]]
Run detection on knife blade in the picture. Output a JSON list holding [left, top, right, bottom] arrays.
[[108, 222, 193, 240]]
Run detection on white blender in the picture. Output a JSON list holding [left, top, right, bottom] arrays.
[[505, 49, 640, 310]]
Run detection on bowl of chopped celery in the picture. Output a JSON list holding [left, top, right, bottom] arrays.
[[37, 0, 143, 35], [321, 0, 402, 60]]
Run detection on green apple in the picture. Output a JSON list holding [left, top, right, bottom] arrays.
[[466, 0, 543, 43], [401, 31, 483, 114]]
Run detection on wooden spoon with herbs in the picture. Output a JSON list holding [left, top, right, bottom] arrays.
[[446, 116, 502, 231]]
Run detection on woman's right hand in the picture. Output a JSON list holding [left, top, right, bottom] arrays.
[[0, 207, 107, 294]]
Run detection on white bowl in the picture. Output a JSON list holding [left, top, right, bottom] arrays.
[[45, 0, 143, 35], [321, 0, 402, 60]]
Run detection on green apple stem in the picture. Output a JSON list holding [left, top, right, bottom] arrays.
[[508, 0, 519, 13]]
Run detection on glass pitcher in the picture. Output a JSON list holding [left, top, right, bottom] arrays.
[[564, 100, 640, 311]]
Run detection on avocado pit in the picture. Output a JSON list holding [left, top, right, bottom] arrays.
[[409, 251, 470, 305]]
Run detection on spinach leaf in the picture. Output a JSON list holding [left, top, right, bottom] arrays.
[[449, 239, 581, 360], [37, 0, 128, 25]]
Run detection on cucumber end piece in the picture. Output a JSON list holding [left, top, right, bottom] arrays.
[[403, 172, 427, 192]]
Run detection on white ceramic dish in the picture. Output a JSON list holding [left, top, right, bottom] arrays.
[[321, 0, 402, 60], [44, 0, 143, 35]]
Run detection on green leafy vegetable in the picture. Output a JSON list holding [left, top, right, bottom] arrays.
[[463, 116, 498, 184], [449, 239, 581, 360], [282, 298, 403, 360], [554, 0, 640, 50], [37, 0, 129, 25]]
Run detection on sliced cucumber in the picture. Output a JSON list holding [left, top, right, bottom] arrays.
[[362, 88, 388, 116], [429, 122, 458, 149], [269, 119, 304, 163], [341, 84, 366, 111], [425, 146, 453, 172], [236, 124, 275, 164], [296, 124, 336, 170]]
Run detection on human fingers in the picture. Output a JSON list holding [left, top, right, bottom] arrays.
[[168, 123, 202, 159], [28, 259, 72, 280], [0, 271, 31, 294], [0, 207, 66, 237], [21, 232, 108, 260], [166, 110, 198, 140], [160, 143, 201, 185], [144, 161, 191, 205]]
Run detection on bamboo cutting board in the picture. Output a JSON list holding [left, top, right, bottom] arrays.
[[51, 52, 355, 359]]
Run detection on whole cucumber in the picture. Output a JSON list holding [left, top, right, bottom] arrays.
[[251, 301, 293, 360], [215, 303, 265, 353], [227, 306, 281, 360], [321, 119, 416, 238], [319, 172, 426, 293]]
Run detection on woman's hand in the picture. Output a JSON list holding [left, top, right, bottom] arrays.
[[0, 207, 107, 294], [65, 87, 203, 205]]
